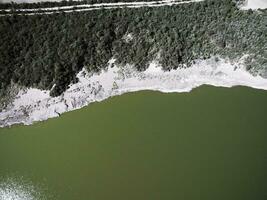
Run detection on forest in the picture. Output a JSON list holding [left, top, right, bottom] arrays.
[[0, 0, 266, 101]]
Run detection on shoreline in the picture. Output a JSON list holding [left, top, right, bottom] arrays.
[[1, 57, 267, 128]]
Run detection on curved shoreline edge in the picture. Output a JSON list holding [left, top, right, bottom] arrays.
[[1, 57, 267, 128]]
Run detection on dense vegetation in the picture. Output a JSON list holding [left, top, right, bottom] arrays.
[[0, 0, 266, 100]]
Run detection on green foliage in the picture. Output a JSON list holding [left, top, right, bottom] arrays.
[[0, 0, 266, 98]]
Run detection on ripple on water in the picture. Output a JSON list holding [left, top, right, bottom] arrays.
[[0, 176, 47, 200]]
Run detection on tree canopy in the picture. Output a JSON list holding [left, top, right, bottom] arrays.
[[0, 0, 266, 99]]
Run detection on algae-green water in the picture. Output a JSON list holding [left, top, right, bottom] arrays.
[[0, 86, 267, 200]]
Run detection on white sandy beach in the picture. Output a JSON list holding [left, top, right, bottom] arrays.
[[241, 0, 267, 10], [1, 57, 267, 127], [0, 0, 267, 127]]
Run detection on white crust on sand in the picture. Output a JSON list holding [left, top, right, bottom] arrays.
[[1, 57, 267, 127], [240, 0, 267, 10]]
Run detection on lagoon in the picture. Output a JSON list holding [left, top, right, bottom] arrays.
[[0, 86, 267, 200]]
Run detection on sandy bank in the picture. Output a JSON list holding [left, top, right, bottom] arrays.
[[241, 0, 267, 10], [1, 57, 267, 128]]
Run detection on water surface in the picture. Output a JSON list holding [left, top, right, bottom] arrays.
[[0, 86, 267, 200]]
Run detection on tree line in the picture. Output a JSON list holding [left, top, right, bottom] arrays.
[[0, 0, 266, 100]]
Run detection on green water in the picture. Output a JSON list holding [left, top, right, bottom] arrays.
[[0, 86, 267, 200]]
